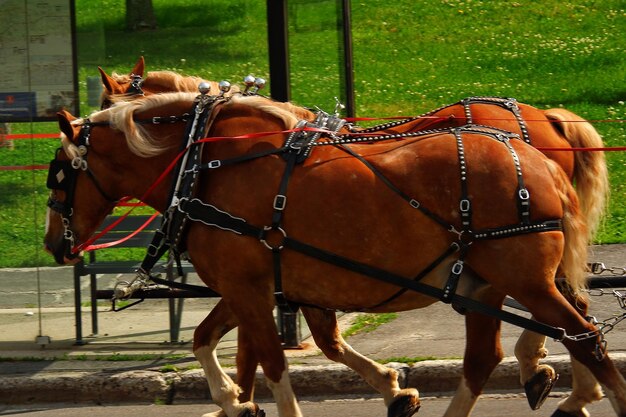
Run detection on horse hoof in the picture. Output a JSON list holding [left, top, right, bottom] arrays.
[[239, 404, 265, 417], [525, 367, 559, 410], [551, 409, 581, 417], [388, 393, 421, 417]]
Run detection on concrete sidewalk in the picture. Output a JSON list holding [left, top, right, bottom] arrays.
[[0, 245, 624, 405]]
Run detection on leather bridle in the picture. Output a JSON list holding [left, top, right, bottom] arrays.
[[46, 121, 120, 256]]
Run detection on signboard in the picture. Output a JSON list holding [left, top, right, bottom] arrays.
[[0, 0, 78, 122]]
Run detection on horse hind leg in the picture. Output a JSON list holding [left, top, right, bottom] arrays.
[[515, 334, 603, 417], [225, 292, 303, 417], [520, 289, 626, 417], [552, 358, 604, 417], [300, 306, 420, 417], [235, 331, 260, 404], [515, 326, 558, 410], [443, 294, 505, 417], [515, 284, 603, 411], [551, 289, 603, 417]]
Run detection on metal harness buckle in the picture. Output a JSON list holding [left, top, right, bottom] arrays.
[[273, 194, 287, 211]]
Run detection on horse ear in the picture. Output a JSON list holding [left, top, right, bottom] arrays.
[[98, 66, 121, 94], [57, 110, 80, 143], [131, 56, 145, 77]]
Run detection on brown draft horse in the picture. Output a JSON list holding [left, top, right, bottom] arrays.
[[44, 92, 626, 417], [99, 57, 609, 238], [98, 59, 611, 415]]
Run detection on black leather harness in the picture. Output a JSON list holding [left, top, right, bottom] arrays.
[[50, 91, 569, 341], [149, 96, 566, 340]]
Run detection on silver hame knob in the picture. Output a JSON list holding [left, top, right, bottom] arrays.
[[244, 74, 256, 87], [219, 80, 231, 95], [254, 77, 266, 90], [198, 82, 211, 95]]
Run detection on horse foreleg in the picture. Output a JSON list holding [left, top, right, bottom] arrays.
[[515, 327, 558, 409], [553, 358, 604, 417], [443, 299, 504, 417], [227, 295, 303, 417], [236, 331, 259, 403], [193, 300, 261, 417], [301, 306, 420, 417]]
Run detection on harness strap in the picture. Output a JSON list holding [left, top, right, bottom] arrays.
[[453, 129, 472, 230], [268, 151, 299, 311], [137, 93, 227, 278], [336, 144, 452, 231], [461, 97, 530, 144], [271, 153, 298, 229], [367, 242, 460, 309], [502, 137, 531, 224], [176, 197, 567, 341], [198, 148, 284, 170], [149, 272, 220, 296], [441, 243, 469, 303], [140, 229, 170, 274], [266, 112, 344, 311]]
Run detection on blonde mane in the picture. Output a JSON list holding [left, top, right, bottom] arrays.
[[91, 92, 197, 157], [110, 70, 240, 96], [86, 92, 303, 158]]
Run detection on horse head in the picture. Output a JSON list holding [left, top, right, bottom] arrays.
[[98, 57, 238, 109], [45, 94, 192, 265], [98, 56, 147, 109]]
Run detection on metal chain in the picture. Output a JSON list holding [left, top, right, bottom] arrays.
[[561, 264, 626, 359], [564, 313, 626, 342], [589, 262, 626, 276]]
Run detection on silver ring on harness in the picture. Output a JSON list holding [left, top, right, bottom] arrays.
[[260, 226, 287, 251]]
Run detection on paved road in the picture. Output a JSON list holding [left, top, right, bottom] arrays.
[[0, 244, 624, 412], [0, 393, 618, 417]]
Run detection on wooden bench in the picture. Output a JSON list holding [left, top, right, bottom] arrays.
[[73, 214, 302, 347]]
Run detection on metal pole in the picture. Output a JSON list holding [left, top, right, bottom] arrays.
[[266, 0, 291, 102], [341, 0, 355, 117]]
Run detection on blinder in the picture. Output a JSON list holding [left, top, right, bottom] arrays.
[[46, 148, 79, 217], [46, 153, 76, 192]]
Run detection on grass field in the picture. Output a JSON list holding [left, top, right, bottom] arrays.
[[1, 0, 624, 267]]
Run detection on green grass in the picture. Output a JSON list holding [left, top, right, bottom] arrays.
[[342, 313, 398, 338], [0, 0, 624, 267]]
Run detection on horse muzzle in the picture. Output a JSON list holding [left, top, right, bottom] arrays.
[[44, 242, 81, 265]]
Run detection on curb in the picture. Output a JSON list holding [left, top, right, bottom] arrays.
[[3, 353, 626, 405]]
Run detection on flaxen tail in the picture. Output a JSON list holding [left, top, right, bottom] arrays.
[[545, 159, 589, 297], [544, 108, 609, 239]]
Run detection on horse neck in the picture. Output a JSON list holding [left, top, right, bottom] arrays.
[[208, 100, 295, 146], [106, 117, 187, 212], [109, 97, 295, 211]]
